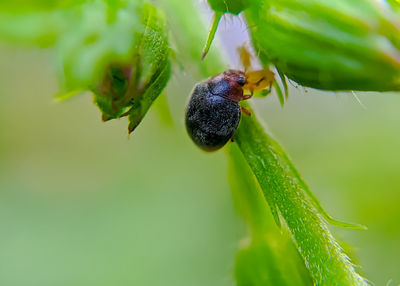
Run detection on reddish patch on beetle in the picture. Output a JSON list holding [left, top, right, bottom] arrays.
[[210, 69, 248, 102]]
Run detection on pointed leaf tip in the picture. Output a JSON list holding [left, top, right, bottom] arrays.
[[201, 11, 223, 60]]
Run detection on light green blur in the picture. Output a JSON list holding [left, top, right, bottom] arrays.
[[0, 43, 399, 285]]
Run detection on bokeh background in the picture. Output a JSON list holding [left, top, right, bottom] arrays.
[[1, 4, 400, 286]]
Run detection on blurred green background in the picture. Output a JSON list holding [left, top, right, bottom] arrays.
[[0, 40, 400, 286]]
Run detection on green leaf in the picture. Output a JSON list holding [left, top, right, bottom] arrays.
[[0, 0, 171, 132], [125, 4, 171, 133], [201, 11, 223, 60], [245, 0, 400, 91], [273, 81, 285, 107], [69, 1, 171, 132], [89, 2, 171, 133], [201, 0, 252, 59], [57, 0, 145, 91], [207, 0, 250, 15], [0, 0, 145, 89], [127, 59, 171, 133], [277, 69, 289, 99], [234, 105, 368, 285]]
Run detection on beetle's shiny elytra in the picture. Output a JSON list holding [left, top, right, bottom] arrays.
[[185, 70, 250, 151]]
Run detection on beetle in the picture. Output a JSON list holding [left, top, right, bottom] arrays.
[[185, 53, 274, 151]]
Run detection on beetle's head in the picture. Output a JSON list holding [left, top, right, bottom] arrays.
[[207, 69, 247, 102]]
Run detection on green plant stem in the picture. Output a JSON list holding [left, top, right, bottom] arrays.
[[234, 104, 368, 285], [228, 144, 312, 286]]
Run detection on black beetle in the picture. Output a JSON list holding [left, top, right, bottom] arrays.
[[185, 46, 275, 151], [185, 69, 253, 151]]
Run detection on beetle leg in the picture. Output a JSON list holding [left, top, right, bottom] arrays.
[[242, 90, 253, 100], [240, 106, 251, 116]]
